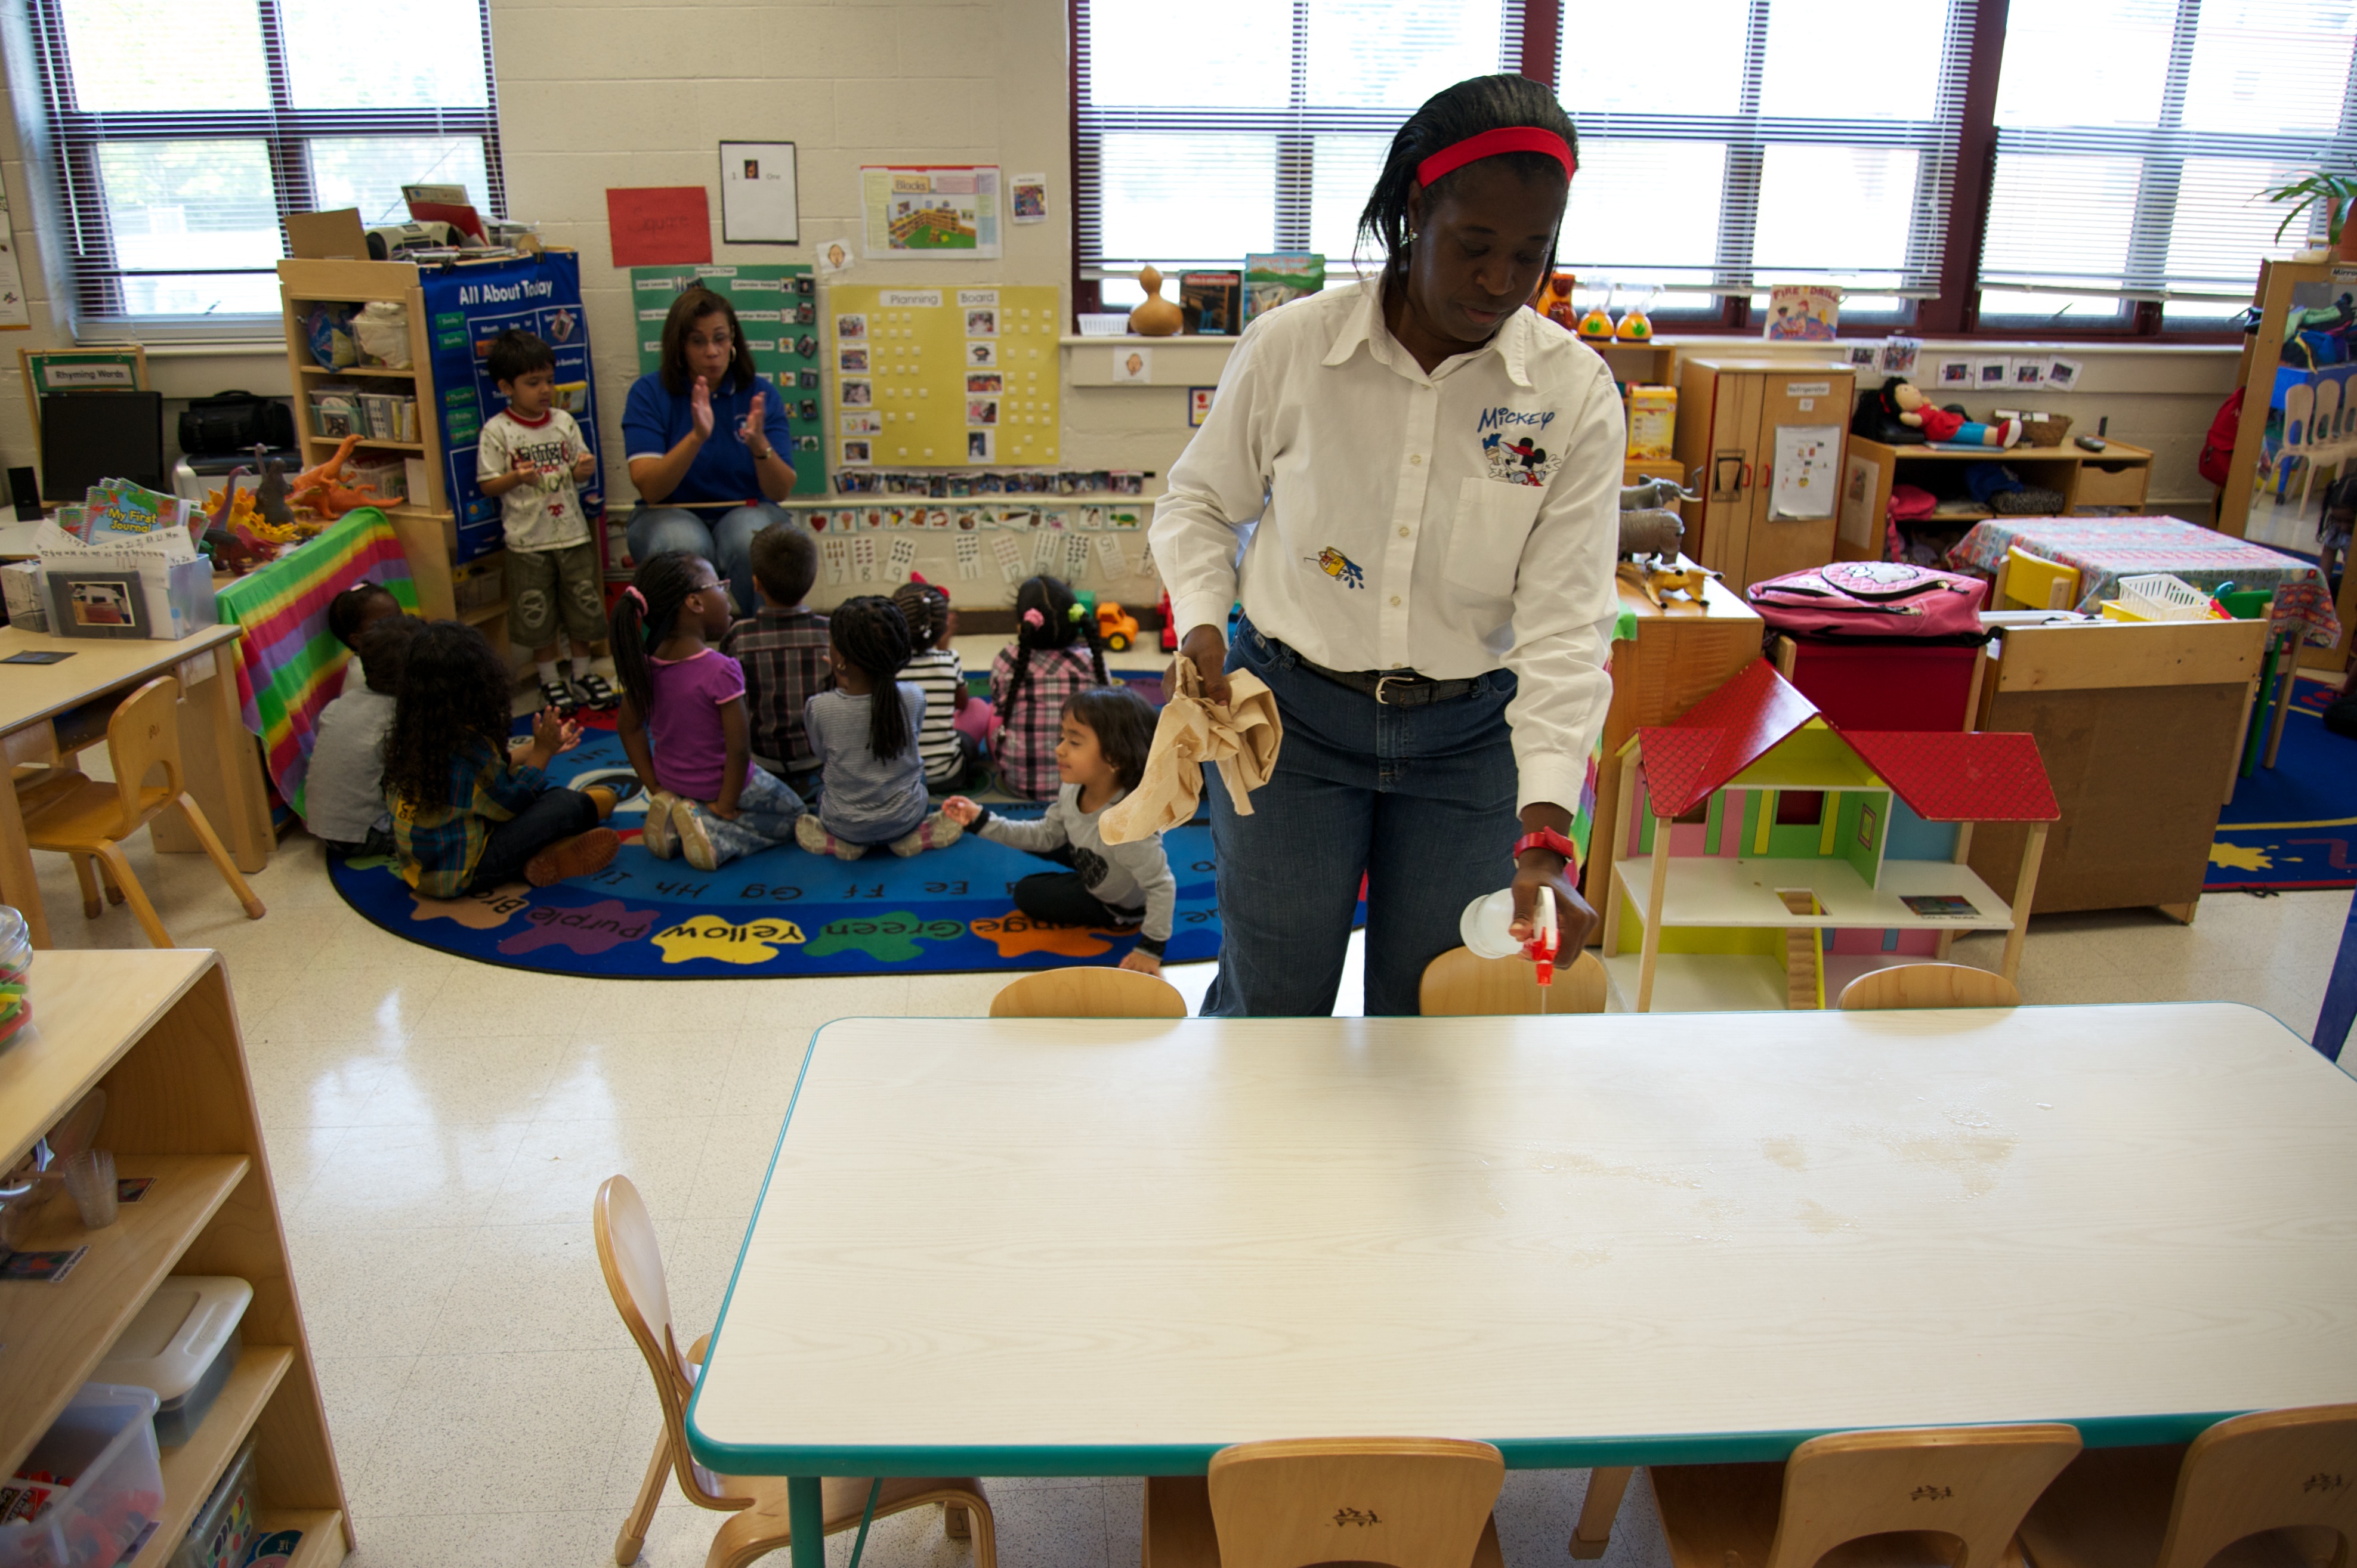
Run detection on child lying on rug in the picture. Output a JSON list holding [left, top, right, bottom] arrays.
[[943, 685, 1172, 975], [798, 596, 963, 860]]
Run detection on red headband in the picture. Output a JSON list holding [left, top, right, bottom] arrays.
[[1415, 126, 1576, 189]]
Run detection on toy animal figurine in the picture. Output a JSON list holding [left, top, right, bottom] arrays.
[[292, 475, 394, 521], [1620, 477, 1694, 511], [1617, 556, 1718, 610], [1617, 478, 1694, 559], [251, 445, 294, 530], [199, 474, 263, 574], [1881, 379, 2021, 450], [1127, 265, 1183, 337]]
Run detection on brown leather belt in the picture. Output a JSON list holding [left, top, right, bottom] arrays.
[[1297, 657, 1484, 706]]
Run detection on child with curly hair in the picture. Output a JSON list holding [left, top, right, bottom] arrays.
[[990, 574, 1106, 799], [796, 595, 962, 859]]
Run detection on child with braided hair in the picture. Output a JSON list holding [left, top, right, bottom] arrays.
[[990, 574, 1107, 799], [610, 550, 805, 872], [890, 575, 980, 791], [796, 595, 963, 859]]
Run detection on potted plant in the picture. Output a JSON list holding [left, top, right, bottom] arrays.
[[2262, 170, 2357, 261]]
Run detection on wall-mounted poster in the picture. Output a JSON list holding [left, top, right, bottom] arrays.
[[859, 166, 1002, 260], [719, 141, 799, 244]]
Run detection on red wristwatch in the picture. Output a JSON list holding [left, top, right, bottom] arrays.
[[1513, 827, 1579, 867]]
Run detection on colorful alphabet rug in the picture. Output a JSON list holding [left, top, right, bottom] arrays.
[[2207, 673, 2357, 893], [326, 715, 1231, 979]]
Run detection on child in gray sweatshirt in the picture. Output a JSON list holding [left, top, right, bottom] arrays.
[[943, 685, 1173, 973]]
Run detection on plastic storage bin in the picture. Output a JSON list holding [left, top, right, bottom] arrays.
[[0, 1382, 165, 1568], [166, 1437, 254, 1568], [92, 1277, 251, 1448], [2115, 573, 2220, 622]]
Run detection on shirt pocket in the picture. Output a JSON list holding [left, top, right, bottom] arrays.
[[1443, 477, 1546, 601]]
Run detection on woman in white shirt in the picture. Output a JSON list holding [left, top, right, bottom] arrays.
[[1150, 75, 1621, 1017]]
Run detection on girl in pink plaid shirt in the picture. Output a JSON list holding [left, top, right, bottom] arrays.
[[989, 575, 1108, 800]]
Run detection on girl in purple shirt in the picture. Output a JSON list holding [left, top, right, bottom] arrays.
[[611, 551, 805, 872]]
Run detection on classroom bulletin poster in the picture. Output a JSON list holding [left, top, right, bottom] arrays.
[[859, 166, 1002, 261], [628, 264, 826, 497], [421, 250, 604, 563], [829, 284, 1059, 469]]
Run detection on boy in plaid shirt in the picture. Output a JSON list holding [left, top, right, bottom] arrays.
[[722, 522, 832, 796]]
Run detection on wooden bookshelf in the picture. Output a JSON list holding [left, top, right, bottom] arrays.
[[0, 951, 351, 1566]]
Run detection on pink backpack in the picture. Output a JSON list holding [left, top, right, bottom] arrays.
[[1747, 561, 1988, 638]]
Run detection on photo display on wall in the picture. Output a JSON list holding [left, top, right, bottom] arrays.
[[827, 284, 1060, 470], [628, 263, 827, 497]]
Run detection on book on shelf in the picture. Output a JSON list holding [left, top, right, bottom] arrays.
[[1179, 271, 1241, 335], [1244, 253, 1325, 323]]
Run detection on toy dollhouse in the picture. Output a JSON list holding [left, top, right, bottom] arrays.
[[1601, 660, 2059, 1011]]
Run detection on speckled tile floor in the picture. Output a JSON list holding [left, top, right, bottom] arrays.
[[21, 822, 2349, 1567]]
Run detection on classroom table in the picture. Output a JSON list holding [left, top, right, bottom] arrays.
[[687, 1009, 2357, 1568], [0, 621, 271, 946]]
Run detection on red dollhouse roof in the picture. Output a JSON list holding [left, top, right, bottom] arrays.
[[1631, 658, 2058, 823]]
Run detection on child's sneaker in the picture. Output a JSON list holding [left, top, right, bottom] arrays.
[[537, 678, 579, 716], [796, 814, 864, 860], [524, 827, 618, 887], [675, 801, 720, 873], [889, 809, 963, 858], [572, 672, 621, 712], [640, 790, 679, 858], [583, 784, 619, 820]]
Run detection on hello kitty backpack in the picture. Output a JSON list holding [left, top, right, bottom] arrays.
[[1746, 561, 1988, 638]]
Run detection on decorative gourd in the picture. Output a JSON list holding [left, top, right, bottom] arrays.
[[1127, 265, 1183, 337]]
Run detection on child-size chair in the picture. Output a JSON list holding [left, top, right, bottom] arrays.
[[1419, 946, 1608, 1015], [1145, 1436, 1506, 1568], [988, 967, 1188, 1018], [1999, 547, 2080, 612], [592, 1176, 996, 1568], [2017, 1404, 2357, 1568], [1836, 963, 2022, 1010], [17, 675, 264, 948], [1651, 1424, 2081, 1568]]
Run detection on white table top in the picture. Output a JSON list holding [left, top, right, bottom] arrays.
[[688, 1007, 2357, 1476]]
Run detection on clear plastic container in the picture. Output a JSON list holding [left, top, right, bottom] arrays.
[[0, 905, 28, 1049], [0, 1382, 165, 1568], [167, 1437, 255, 1568], [94, 1278, 252, 1447]]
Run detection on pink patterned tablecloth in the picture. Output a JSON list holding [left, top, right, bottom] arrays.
[[1947, 515, 2344, 647]]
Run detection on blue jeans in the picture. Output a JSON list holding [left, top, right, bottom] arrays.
[[626, 502, 795, 617], [677, 766, 806, 868], [1204, 616, 1521, 1018]]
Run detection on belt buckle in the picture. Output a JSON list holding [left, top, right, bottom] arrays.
[[1375, 673, 1411, 706]]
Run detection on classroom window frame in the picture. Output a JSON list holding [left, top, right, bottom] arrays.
[[25, 0, 507, 333]]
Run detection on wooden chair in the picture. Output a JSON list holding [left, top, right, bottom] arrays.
[[18, 676, 263, 948], [1652, 1424, 2081, 1568], [988, 967, 1188, 1018], [1144, 1436, 1506, 1568], [592, 1176, 996, 1568], [1419, 946, 1609, 1015], [1836, 963, 2022, 1010], [2017, 1404, 2357, 1568], [2000, 548, 2080, 613]]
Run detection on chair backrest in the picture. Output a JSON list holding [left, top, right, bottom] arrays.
[[2155, 1404, 2357, 1568], [106, 676, 183, 831], [1836, 963, 2022, 1010], [593, 1174, 736, 1509], [2003, 548, 2078, 612], [1205, 1437, 1504, 1568], [1765, 1424, 2081, 1568], [2318, 376, 2344, 443], [2286, 383, 2317, 450], [1419, 947, 1608, 1015], [989, 967, 1188, 1019]]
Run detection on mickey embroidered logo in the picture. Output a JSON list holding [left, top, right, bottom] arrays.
[[1306, 546, 1366, 588], [1478, 406, 1565, 487]]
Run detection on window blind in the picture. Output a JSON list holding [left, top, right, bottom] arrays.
[[1556, 0, 1976, 299], [1979, 0, 2357, 303], [1073, 0, 1528, 283], [30, 0, 505, 327]]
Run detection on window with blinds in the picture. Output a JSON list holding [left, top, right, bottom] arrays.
[[1979, 0, 2357, 318], [1556, 0, 1976, 304], [28, 0, 503, 329]]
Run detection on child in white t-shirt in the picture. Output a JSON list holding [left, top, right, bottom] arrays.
[[477, 329, 616, 716]]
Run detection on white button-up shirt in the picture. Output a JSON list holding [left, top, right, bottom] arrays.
[[1151, 278, 1623, 814]]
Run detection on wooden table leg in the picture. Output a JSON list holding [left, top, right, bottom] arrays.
[[0, 741, 51, 947], [789, 1476, 825, 1568], [1569, 1466, 1634, 1559], [1636, 824, 1671, 1012], [2265, 638, 2299, 768]]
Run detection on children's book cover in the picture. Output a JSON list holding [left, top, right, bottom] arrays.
[[1763, 284, 1840, 341]]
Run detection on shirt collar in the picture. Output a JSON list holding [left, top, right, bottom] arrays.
[[1322, 277, 1534, 391]]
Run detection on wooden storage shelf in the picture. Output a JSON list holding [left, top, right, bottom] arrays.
[[262, 1510, 347, 1568], [460, 601, 506, 627], [1615, 853, 2017, 931], [303, 437, 427, 453], [296, 364, 415, 379], [0, 951, 351, 1560], [1845, 435, 2157, 561]]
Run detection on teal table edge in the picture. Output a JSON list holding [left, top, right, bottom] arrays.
[[679, 1017, 2256, 1568]]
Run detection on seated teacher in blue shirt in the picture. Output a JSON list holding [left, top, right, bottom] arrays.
[[621, 286, 803, 614]]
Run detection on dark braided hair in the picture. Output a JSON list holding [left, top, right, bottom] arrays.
[[609, 551, 707, 721], [1000, 575, 1107, 747], [381, 620, 511, 813], [1354, 75, 1577, 284], [829, 595, 916, 764], [891, 577, 950, 647]]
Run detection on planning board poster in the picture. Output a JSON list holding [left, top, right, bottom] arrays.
[[421, 250, 603, 564], [858, 166, 1002, 260], [827, 284, 1060, 469], [628, 263, 827, 497]]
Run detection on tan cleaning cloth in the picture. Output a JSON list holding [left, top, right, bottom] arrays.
[[1101, 654, 1283, 844]]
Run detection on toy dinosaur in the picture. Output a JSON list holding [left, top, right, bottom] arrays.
[[199, 473, 264, 574], [251, 445, 294, 530], [285, 432, 394, 520]]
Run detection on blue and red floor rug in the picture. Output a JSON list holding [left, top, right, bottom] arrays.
[[2209, 673, 2357, 892]]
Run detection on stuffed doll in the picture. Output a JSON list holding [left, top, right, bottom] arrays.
[[1886, 379, 2021, 449]]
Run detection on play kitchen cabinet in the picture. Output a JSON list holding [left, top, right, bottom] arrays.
[[1671, 359, 1855, 590]]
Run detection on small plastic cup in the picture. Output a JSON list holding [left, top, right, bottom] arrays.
[[63, 1148, 117, 1229]]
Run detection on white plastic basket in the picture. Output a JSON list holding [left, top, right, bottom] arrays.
[[2114, 573, 2217, 623]]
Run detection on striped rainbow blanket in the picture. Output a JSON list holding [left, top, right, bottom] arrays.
[[216, 508, 418, 819]]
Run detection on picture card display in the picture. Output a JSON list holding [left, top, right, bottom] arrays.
[[829, 284, 1060, 469], [860, 165, 1002, 260]]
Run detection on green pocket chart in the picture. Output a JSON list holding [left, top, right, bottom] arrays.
[[628, 264, 827, 496]]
